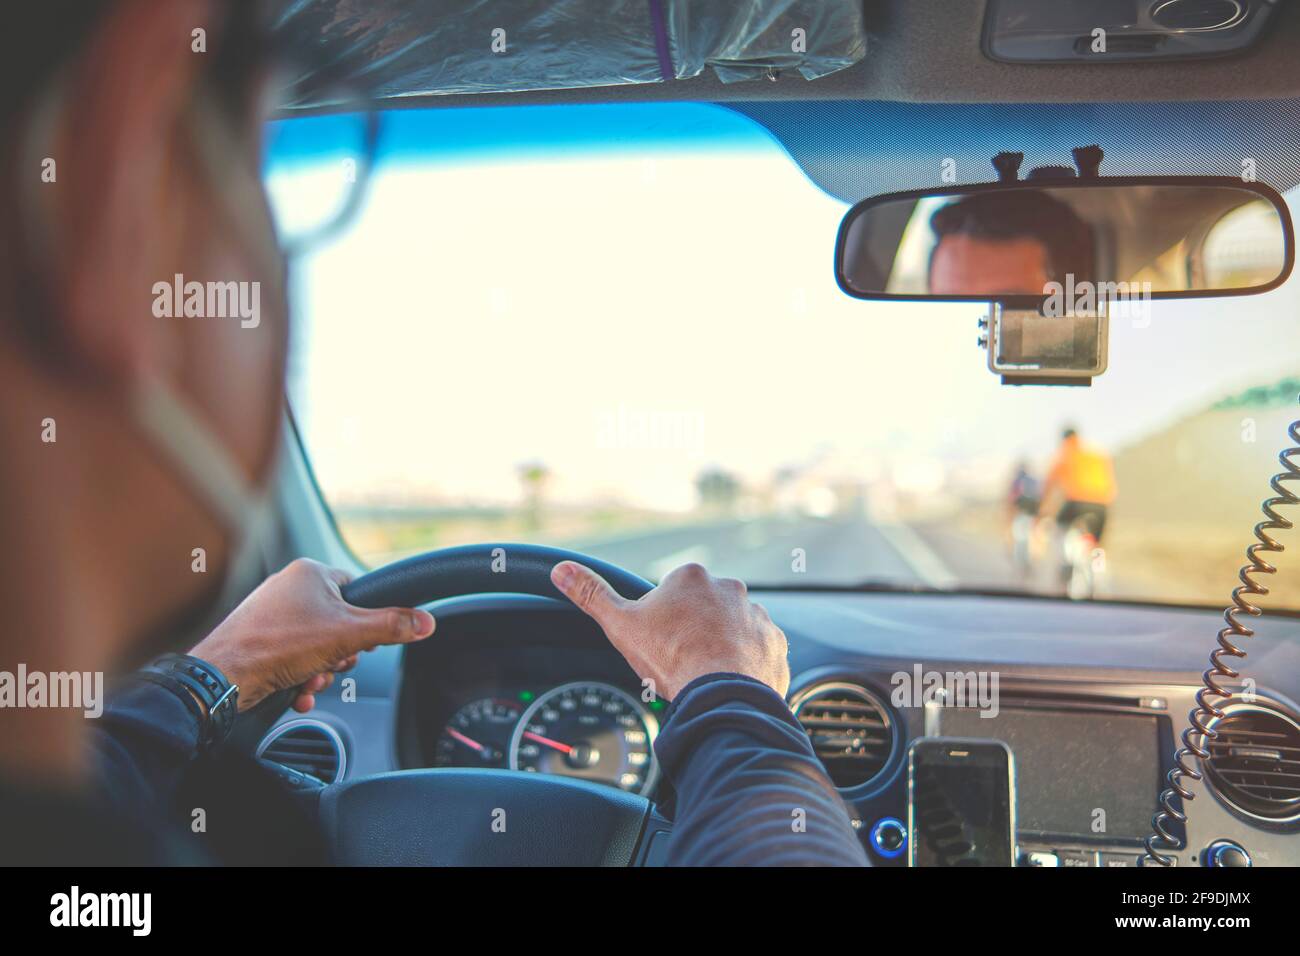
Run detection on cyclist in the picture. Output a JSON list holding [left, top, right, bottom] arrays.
[[1038, 427, 1118, 594], [1004, 460, 1042, 577]]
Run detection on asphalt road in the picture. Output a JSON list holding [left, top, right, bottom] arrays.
[[563, 512, 1004, 590]]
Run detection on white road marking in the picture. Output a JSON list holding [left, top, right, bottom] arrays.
[[873, 522, 958, 590]]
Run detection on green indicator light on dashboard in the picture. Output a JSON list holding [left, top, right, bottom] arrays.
[[518, 691, 535, 703]]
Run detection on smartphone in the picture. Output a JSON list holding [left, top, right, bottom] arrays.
[[907, 737, 1016, 867]]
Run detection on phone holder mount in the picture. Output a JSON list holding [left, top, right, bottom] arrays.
[[978, 301, 1109, 387]]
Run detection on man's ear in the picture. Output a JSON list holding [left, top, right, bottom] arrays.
[[40, 0, 213, 387]]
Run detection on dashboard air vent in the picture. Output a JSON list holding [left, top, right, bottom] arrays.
[[1203, 703, 1300, 823], [790, 682, 894, 790], [257, 719, 346, 785]]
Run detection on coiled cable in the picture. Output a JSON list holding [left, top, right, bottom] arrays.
[[1143, 400, 1300, 865]]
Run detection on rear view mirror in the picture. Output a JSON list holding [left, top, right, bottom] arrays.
[[835, 176, 1294, 306]]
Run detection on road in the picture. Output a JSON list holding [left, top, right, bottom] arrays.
[[353, 507, 1175, 601], [561, 511, 1017, 590]]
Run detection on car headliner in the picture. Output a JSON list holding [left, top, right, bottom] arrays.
[[276, 0, 1300, 114]]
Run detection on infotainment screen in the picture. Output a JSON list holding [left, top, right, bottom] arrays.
[[938, 708, 1162, 841]]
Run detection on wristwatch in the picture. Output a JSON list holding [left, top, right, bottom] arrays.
[[139, 653, 240, 751]]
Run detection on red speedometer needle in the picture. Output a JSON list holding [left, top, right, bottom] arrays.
[[523, 730, 573, 755], [446, 727, 485, 752]]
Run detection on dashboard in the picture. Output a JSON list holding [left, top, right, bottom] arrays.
[[270, 590, 1300, 867]]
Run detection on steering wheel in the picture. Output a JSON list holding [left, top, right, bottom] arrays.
[[261, 544, 659, 866]]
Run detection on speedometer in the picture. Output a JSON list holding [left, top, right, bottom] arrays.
[[434, 697, 522, 769], [508, 681, 660, 795]]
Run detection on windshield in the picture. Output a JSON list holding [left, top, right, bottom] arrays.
[[271, 101, 1300, 609]]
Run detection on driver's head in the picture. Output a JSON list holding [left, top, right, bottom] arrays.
[[0, 1, 288, 658], [927, 190, 1096, 296]]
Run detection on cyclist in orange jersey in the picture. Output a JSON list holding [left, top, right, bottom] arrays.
[[1039, 426, 1117, 543]]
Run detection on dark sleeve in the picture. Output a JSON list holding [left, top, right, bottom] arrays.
[[89, 676, 203, 815], [86, 676, 328, 865], [653, 673, 869, 866]]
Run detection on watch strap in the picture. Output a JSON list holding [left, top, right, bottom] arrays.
[[140, 653, 240, 751]]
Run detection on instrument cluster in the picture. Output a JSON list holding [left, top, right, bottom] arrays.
[[432, 681, 662, 796]]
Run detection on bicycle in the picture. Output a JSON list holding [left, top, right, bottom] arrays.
[[1060, 519, 1107, 600], [1009, 511, 1037, 580]]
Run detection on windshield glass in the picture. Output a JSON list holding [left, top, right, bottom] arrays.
[[271, 102, 1300, 609]]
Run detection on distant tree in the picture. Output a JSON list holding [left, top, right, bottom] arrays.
[[518, 461, 550, 531], [696, 467, 741, 511]]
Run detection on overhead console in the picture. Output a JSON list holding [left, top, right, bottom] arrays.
[[984, 0, 1280, 63]]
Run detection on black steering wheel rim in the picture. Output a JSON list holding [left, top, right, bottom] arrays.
[[338, 542, 654, 610], [257, 544, 660, 866]]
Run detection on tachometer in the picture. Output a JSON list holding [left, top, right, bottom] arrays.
[[509, 681, 659, 795], [434, 697, 523, 769]]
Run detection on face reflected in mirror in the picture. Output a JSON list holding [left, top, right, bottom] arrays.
[[926, 191, 1094, 296], [930, 235, 1048, 296], [838, 180, 1291, 301]]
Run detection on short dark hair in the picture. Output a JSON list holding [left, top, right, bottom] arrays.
[[0, 4, 114, 123], [1, 2, 264, 128], [930, 190, 1096, 283]]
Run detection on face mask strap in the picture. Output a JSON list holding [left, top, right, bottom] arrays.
[[171, 91, 290, 545], [129, 377, 259, 533], [131, 372, 284, 618]]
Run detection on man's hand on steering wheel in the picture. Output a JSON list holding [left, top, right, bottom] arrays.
[[551, 560, 789, 701], [190, 558, 436, 712]]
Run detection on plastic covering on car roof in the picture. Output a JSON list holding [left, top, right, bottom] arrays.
[[729, 99, 1300, 203], [269, 0, 867, 105]]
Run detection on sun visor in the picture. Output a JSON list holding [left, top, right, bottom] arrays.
[[269, 0, 867, 106]]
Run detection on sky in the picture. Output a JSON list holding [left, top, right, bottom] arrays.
[[269, 104, 1300, 512]]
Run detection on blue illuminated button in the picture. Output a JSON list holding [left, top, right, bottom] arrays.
[[1204, 841, 1251, 868], [870, 817, 908, 860]]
